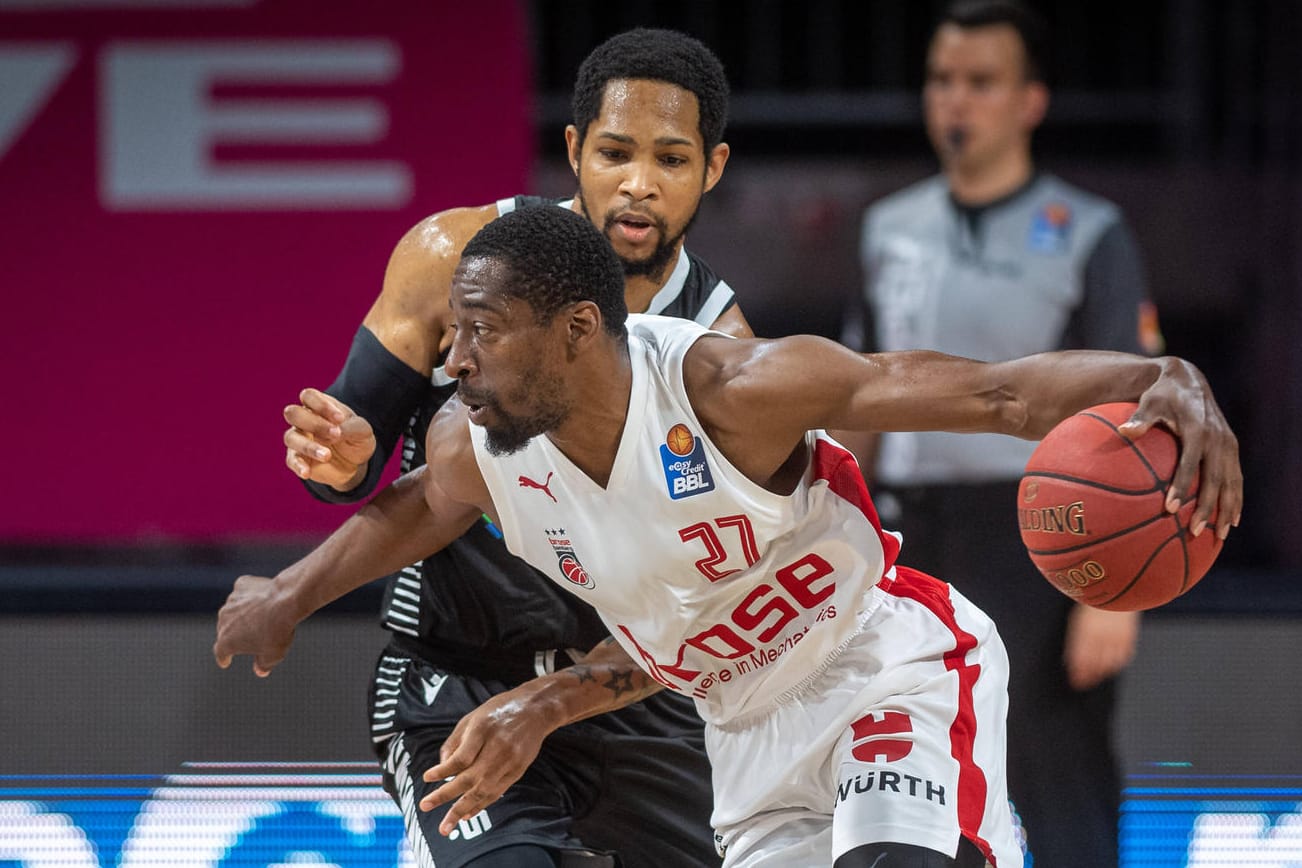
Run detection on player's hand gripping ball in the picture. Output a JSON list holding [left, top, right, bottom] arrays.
[[1018, 402, 1223, 611]]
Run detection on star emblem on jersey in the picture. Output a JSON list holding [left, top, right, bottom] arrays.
[[518, 471, 557, 502], [659, 423, 715, 500], [545, 529, 594, 589]]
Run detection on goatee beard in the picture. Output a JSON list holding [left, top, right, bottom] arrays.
[[483, 428, 534, 457], [480, 403, 570, 457], [575, 187, 700, 283], [614, 217, 683, 279]]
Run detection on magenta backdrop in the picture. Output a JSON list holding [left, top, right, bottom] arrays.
[[1, 1, 533, 541]]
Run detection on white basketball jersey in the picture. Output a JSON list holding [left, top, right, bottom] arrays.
[[471, 315, 902, 725]]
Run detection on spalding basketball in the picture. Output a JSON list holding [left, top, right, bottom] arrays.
[[1018, 402, 1222, 611]]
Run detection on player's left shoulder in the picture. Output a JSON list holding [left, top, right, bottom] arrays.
[[628, 312, 714, 348]]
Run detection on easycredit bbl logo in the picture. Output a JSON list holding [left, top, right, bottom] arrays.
[[660, 423, 715, 500]]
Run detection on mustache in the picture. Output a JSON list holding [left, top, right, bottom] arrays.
[[457, 383, 495, 406], [602, 207, 668, 233]]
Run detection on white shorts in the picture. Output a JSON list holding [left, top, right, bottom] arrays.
[[706, 567, 1023, 867]]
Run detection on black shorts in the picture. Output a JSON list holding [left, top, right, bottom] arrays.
[[368, 644, 720, 868]]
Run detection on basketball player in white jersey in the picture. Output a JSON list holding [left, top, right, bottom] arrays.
[[218, 206, 1241, 867], [229, 29, 743, 868]]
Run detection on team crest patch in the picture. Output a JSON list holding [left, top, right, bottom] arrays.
[[545, 528, 595, 589], [660, 423, 715, 499], [1028, 201, 1072, 253]]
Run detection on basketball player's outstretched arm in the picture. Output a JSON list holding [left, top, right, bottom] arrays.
[[687, 336, 1242, 541], [212, 463, 482, 675], [215, 400, 491, 675]]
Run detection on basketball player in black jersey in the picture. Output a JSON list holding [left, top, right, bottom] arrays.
[[215, 28, 748, 868]]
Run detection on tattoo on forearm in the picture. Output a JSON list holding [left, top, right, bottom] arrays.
[[602, 669, 636, 699], [566, 637, 657, 705]]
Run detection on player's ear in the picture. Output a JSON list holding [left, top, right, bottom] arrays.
[[564, 125, 582, 175], [703, 142, 730, 193], [565, 301, 602, 355], [1022, 81, 1049, 131]]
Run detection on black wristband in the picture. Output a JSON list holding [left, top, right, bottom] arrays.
[[302, 325, 431, 504]]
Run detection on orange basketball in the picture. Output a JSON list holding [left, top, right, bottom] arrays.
[[1018, 402, 1223, 611]]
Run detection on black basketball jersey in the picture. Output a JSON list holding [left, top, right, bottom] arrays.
[[379, 195, 737, 670]]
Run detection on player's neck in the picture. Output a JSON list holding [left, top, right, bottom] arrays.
[[623, 271, 669, 314], [622, 240, 685, 314], [946, 151, 1035, 208], [546, 342, 633, 490]]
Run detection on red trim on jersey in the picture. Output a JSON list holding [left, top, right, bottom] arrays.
[[811, 437, 900, 580], [885, 566, 999, 866]]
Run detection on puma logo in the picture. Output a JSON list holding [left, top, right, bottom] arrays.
[[518, 472, 557, 502]]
